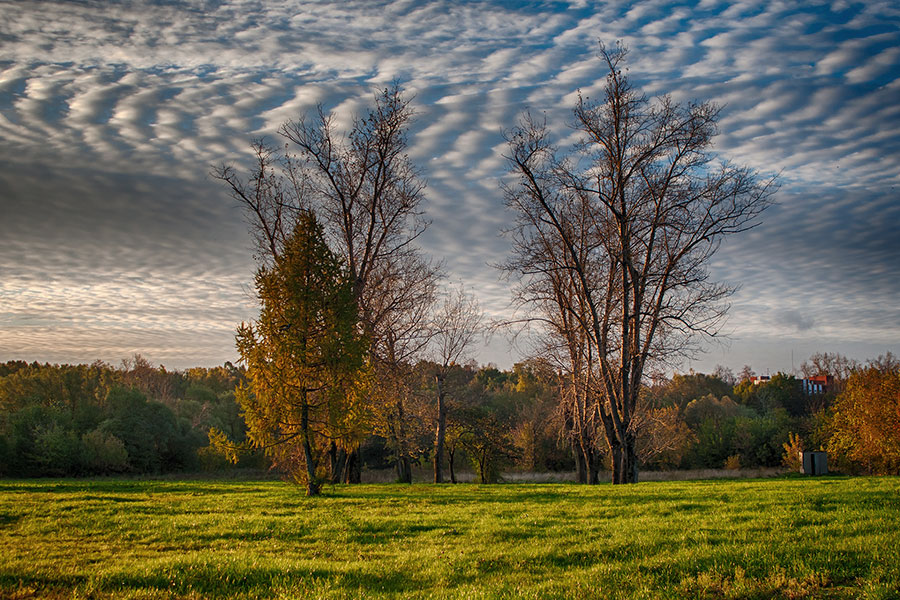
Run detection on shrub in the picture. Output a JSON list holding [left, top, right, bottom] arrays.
[[81, 429, 129, 474], [782, 432, 804, 472], [724, 454, 741, 470], [32, 425, 83, 476], [828, 366, 900, 474]]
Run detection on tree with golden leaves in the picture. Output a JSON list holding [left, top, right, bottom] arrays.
[[828, 359, 900, 475], [216, 211, 366, 496]]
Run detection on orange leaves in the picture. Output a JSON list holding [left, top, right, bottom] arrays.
[[828, 366, 900, 474]]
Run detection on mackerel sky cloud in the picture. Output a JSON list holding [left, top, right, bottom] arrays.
[[1, 0, 898, 374]]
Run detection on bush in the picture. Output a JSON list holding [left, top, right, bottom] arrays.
[[32, 425, 83, 476], [81, 429, 129, 474], [724, 455, 741, 470], [99, 386, 201, 473], [782, 432, 803, 472], [0, 434, 9, 477]]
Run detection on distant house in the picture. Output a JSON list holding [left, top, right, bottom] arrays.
[[802, 374, 833, 395], [750, 374, 833, 395]]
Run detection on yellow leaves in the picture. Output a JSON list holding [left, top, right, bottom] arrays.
[[207, 428, 245, 465], [782, 432, 804, 471], [828, 367, 900, 474]]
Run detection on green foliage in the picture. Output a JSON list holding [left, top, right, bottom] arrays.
[[0, 361, 116, 414], [732, 410, 793, 467], [81, 429, 129, 474], [649, 372, 733, 411], [1, 478, 899, 599], [32, 425, 83, 476], [459, 408, 517, 483], [97, 387, 190, 473], [756, 373, 806, 416], [0, 361, 213, 477], [5, 351, 898, 479], [683, 394, 744, 429]]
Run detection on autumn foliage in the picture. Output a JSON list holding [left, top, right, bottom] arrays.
[[828, 366, 900, 475]]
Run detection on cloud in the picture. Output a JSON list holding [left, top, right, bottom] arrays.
[[773, 310, 816, 333], [0, 0, 898, 369]]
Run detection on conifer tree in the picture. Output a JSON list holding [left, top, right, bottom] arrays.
[[223, 211, 367, 496]]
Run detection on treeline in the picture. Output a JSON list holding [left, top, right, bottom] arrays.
[[0, 357, 252, 477], [638, 353, 900, 476], [3, 351, 896, 479]]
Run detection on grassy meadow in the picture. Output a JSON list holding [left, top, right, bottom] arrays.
[[1, 477, 898, 599]]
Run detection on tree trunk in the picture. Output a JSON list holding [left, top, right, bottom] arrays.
[[434, 373, 446, 483], [579, 432, 601, 485], [329, 442, 347, 484], [610, 435, 638, 484], [573, 437, 586, 483], [394, 399, 412, 483], [478, 452, 488, 484], [622, 434, 638, 484], [610, 438, 623, 484], [396, 456, 412, 484], [342, 447, 361, 484], [448, 447, 457, 483], [301, 397, 319, 497], [586, 448, 601, 485]]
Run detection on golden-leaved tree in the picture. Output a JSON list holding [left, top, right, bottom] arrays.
[[214, 211, 367, 496], [828, 362, 900, 475], [215, 86, 439, 483]]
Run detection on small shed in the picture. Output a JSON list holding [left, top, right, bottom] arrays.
[[799, 451, 828, 475]]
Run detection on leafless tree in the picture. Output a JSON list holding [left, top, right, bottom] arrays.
[[713, 364, 736, 386], [801, 352, 860, 386], [431, 285, 483, 483], [215, 85, 440, 482], [527, 283, 606, 484], [738, 365, 756, 383], [502, 43, 775, 484]]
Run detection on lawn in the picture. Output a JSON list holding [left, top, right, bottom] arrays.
[[0, 476, 898, 599]]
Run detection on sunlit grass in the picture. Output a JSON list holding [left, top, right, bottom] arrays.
[[1, 477, 898, 599]]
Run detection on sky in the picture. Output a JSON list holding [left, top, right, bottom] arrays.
[[1, 0, 898, 376]]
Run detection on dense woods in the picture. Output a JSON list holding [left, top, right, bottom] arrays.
[[2, 352, 897, 479], [0, 357, 251, 477]]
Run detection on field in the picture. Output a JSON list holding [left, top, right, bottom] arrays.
[[1, 477, 899, 599]]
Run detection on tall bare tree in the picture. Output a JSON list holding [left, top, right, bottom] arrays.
[[431, 286, 483, 483], [215, 85, 439, 483], [502, 43, 775, 484]]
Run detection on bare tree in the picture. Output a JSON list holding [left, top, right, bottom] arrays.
[[713, 364, 736, 386], [215, 85, 439, 483], [431, 285, 483, 483], [502, 43, 775, 484], [362, 251, 437, 483], [801, 352, 860, 384], [738, 365, 756, 383]]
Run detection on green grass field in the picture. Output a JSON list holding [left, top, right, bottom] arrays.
[[1, 477, 898, 599]]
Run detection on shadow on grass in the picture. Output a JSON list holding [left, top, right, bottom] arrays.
[[0, 512, 22, 527], [2, 563, 431, 598], [0, 480, 279, 497], [346, 521, 445, 544], [326, 485, 588, 506]]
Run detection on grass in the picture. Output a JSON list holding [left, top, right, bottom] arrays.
[[1, 476, 899, 599]]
